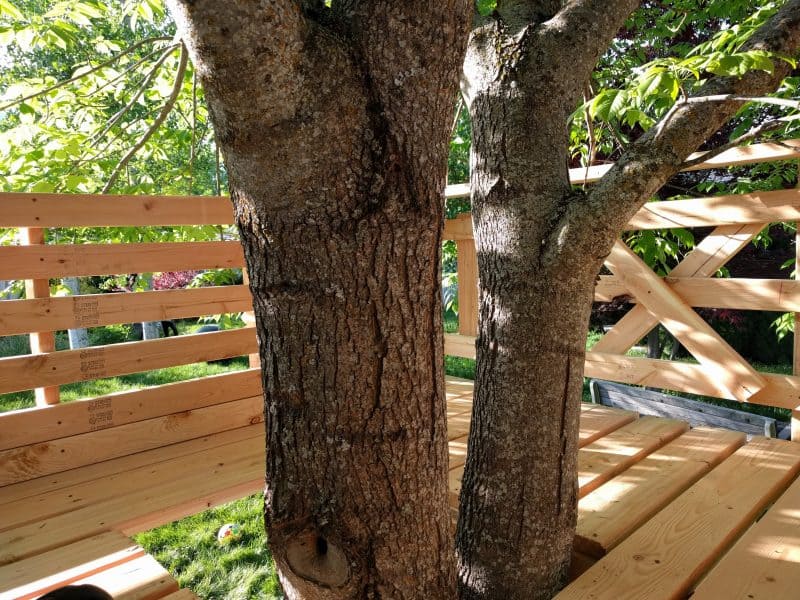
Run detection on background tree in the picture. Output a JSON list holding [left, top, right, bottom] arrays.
[[457, 1, 800, 598]]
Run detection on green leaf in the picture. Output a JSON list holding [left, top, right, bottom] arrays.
[[0, 0, 22, 20]]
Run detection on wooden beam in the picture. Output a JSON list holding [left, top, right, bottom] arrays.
[[0, 531, 143, 600], [0, 193, 234, 227], [0, 285, 253, 337], [456, 237, 478, 337], [576, 428, 745, 558], [18, 228, 59, 407], [585, 351, 800, 410], [578, 417, 687, 498], [794, 209, 800, 441], [556, 438, 800, 600], [595, 276, 800, 311], [593, 224, 763, 355], [0, 328, 257, 394], [603, 241, 766, 402], [627, 188, 800, 231], [0, 241, 244, 280], [443, 212, 473, 241], [691, 474, 800, 599], [0, 369, 261, 452], [0, 425, 262, 508], [0, 395, 263, 489], [444, 140, 800, 197]]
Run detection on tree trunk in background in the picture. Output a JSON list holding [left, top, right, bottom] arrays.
[[140, 274, 161, 340], [169, 1, 470, 597], [63, 277, 90, 349], [457, 2, 800, 598]]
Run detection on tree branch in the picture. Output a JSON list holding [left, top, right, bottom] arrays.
[[0, 36, 173, 112], [570, 0, 800, 259], [541, 0, 639, 79], [102, 44, 188, 193], [90, 44, 180, 146]]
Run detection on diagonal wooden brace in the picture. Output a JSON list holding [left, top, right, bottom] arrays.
[[603, 240, 766, 402], [594, 223, 764, 355]]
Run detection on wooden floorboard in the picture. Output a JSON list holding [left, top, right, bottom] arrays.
[[0, 531, 141, 600], [556, 437, 800, 600], [691, 471, 800, 599], [4, 377, 800, 600], [576, 427, 746, 557], [577, 417, 688, 498]]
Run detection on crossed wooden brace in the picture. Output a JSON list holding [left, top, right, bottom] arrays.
[[594, 224, 767, 402]]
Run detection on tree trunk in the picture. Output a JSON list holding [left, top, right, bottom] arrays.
[[140, 274, 161, 340], [457, 2, 800, 598], [456, 4, 637, 597], [168, 2, 470, 597], [63, 277, 90, 350]]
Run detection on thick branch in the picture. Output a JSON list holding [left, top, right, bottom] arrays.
[[166, 0, 310, 133], [570, 0, 800, 260], [541, 0, 639, 80]]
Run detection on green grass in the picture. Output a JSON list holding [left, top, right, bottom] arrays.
[[134, 494, 282, 600]]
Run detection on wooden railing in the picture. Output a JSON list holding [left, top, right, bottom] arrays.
[[1, 138, 800, 426], [443, 139, 800, 440], [0, 194, 256, 403]]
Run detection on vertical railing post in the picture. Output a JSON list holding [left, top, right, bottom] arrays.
[[241, 268, 260, 369], [456, 236, 478, 337], [20, 227, 60, 406], [794, 163, 800, 441]]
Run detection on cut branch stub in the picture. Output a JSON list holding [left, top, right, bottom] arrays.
[[285, 530, 350, 589]]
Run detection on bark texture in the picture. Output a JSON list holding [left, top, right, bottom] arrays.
[[457, 1, 800, 599], [168, 1, 471, 597]]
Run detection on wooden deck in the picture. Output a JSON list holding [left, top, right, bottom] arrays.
[[2, 376, 800, 598]]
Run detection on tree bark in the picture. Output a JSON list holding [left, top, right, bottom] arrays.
[[63, 277, 90, 350], [456, 3, 638, 598], [457, 2, 800, 599], [168, 1, 471, 597]]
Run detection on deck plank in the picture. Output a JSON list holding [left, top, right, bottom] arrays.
[[0, 531, 141, 600], [578, 417, 688, 498], [555, 437, 800, 600], [576, 427, 745, 557], [71, 554, 178, 599], [579, 404, 639, 447], [0, 425, 262, 507], [0, 439, 263, 565], [691, 471, 800, 599], [448, 416, 685, 508]]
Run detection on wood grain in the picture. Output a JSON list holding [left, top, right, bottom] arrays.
[[0, 241, 244, 280], [555, 438, 800, 600]]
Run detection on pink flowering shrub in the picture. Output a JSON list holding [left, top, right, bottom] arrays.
[[153, 271, 199, 290]]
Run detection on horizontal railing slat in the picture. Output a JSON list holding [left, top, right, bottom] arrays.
[[627, 189, 800, 230], [0, 241, 244, 280], [0, 286, 253, 337], [595, 276, 800, 312], [0, 193, 233, 227], [444, 189, 798, 239], [0, 368, 262, 452], [0, 328, 257, 394], [443, 334, 800, 409], [445, 140, 800, 198], [0, 394, 264, 487]]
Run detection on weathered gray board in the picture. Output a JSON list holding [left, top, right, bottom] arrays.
[[589, 379, 779, 438]]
